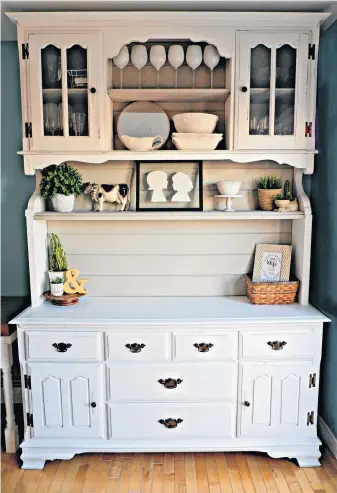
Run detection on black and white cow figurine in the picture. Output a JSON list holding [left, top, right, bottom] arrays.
[[83, 183, 129, 211]]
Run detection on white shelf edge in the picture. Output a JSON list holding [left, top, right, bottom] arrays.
[[33, 211, 305, 221], [107, 88, 231, 102]]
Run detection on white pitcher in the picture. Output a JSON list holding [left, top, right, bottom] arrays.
[[122, 135, 163, 151]]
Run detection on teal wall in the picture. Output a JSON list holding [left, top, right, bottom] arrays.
[[311, 21, 337, 437], [1, 41, 34, 295]]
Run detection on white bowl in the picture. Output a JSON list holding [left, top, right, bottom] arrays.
[[172, 133, 223, 151], [173, 113, 218, 133], [217, 181, 241, 195]]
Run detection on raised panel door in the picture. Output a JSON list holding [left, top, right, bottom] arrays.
[[240, 364, 318, 438], [29, 363, 104, 438]]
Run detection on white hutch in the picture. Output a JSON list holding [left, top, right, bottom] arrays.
[[8, 11, 330, 469]]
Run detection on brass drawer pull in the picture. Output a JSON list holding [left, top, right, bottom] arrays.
[[267, 341, 287, 351], [125, 343, 146, 353], [194, 342, 214, 352], [158, 418, 183, 429], [158, 378, 183, 389], [52, 342, 72, 353]]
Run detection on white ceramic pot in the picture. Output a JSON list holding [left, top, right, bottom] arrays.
[[49, 271, 66, 283], [51, 194, 75, 212], [50, 283, 64, 296], [217, 181, 242, 196], [275, 199, 290, 208], [173, 113, 218, 134]]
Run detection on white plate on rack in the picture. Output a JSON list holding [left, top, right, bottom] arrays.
[[117, 101, 170, 149]]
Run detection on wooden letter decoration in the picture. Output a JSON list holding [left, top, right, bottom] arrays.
[[63, 268, 88, 294]]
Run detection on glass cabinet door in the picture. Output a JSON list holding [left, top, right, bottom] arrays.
[[28, 33, 101, 151], [237, 32, 309, 150]]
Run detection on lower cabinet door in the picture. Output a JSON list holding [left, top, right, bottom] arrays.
[[108, 403, 234, 440], [29, 363, 104, 438], [240, 364, 318, 438]]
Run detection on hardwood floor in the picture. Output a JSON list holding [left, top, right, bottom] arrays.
[[1, 448, 337, 493]]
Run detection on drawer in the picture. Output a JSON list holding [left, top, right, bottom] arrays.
[[174, 333, 235, 361], [106, 331, 171, 362], [108, 363, 236, 402], [108, 403, 234, 439], [240, 330, 314, 360], [25, 331, 102, 361]]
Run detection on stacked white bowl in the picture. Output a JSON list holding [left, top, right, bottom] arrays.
[[172, 113, 223, 150]]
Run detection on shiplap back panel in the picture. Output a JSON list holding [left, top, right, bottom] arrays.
[[48, 161, 293, 296]]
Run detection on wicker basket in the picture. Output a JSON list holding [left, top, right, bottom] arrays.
[[258, 188, 282, 211], [246, 275, 299, 305]]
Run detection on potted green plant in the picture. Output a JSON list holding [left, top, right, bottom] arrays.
[[274, 180, 299, 211], [50, 277, 64, 297], [48, 233, 68, 291], [257, 176, 282, 211], [40, 163, 83, 212]]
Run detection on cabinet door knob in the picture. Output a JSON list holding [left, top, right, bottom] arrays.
[[158, 418, 183, 429], [125, 343, 146, 353], [241, 86, 248, 92], [267, 341, 287, 351], [158, 378, 183, 389], [90, 87, 96, 93], [52, 342, 72, 353], [244, 401, 250, 407], [91, 402, 97, 408], [193, 342, 214, 352]]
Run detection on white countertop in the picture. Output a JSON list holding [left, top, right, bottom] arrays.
[[10, 296, 330, 327]]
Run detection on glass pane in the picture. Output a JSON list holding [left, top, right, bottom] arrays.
[[249, 45, 271, 135], [275, 45, 296, 135], [41, 45, 63, 136], [67, 45, 88, 137]]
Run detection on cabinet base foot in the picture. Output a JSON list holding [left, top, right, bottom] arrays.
[[21, 458, 46, 470], [296, 456, 321, 467]]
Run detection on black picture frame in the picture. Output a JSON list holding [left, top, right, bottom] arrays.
[[136, 161, 203, 211]]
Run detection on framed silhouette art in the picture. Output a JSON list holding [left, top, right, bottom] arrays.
[[136, 161, 203, 211]]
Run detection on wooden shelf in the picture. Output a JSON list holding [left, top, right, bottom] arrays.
[[107, 88, 231, 103], [34, 210, 304, 221], [43, 88, 87, 94]]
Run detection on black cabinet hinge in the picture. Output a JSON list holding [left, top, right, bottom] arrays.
[[24, 375, 31, 389], [25, 122, 32, 138], [22, 43, 29, 60], [309, 373, 316, 388], [308, 44, 316, 60], [307, 411, 315, 426], [26, 413, 34, 427], [305, 121, 312, 137]]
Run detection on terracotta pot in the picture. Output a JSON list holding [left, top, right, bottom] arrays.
[[258, 188, 283, 211]]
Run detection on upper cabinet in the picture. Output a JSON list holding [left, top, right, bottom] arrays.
[[28, 33, 102, 151], [235, 32, 312, 150]]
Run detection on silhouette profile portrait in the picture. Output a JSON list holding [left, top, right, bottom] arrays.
[[171, 172, 193, 202], [147, 170, 168, 202]]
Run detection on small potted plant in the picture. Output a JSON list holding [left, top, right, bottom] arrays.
[[274, 180, 298, 210], [50, 277, 65, 297], [257, 176, 282, 211], [274, 193, 290, 209], [40, 163, 83, 212], [48, 233, 68, 294]]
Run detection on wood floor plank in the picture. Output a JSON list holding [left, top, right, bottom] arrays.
[[82, 454, 102, 490], [47, 459, 71, 493], [214, 453, 233, 493], [292, 467, 316, 493], [266, 458, 294, 493], [235, 453, 256, 493], [140, 453, 153, 493], [205, 454, 222, 493], [185, 453, 198, 493], [70, 464, 90, 493], [226, 454, 245, 493], [195, 453, 210, 493], [118, 457, 134, 493], [163, 454, 175, 493], [303, 467, 326, 491], [129, 454, 144, 493], [109, 455, 123, 479], [105, 477, 119, 493], [1, 465, 23, 493], [152, 464, 164, 493], [245, 455, 268, 493], [173, 453, 186, 493], [164, 454, 175, 476]]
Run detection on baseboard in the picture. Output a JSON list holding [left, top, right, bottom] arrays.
[[318, 415, 337, 459]]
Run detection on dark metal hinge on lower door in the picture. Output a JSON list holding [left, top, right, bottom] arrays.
[[305, 121, 312, 137], [24, 375, 31, 389], [26, 413, 34, 427], [22, 43, 29, 59], [25, 122, 32, 138], [308, 43, 316, 60], [309, 373, 316, 388], [307, 411, 315, 426]]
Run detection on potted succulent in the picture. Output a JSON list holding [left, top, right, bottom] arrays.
[[274, 180, 298, 210], [48, 233, 68, 294], [40, 163, 83, 212], [50, 277, 65, 297], [257, 176, 283, 211]]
